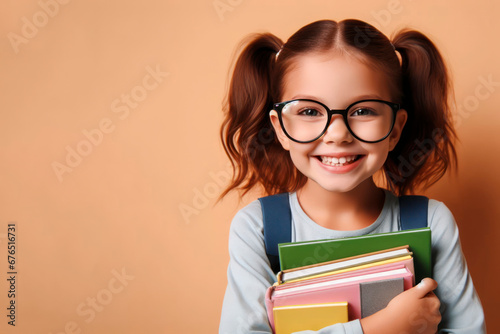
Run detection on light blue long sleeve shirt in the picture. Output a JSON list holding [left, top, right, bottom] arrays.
[[219, 190, 486, 333]]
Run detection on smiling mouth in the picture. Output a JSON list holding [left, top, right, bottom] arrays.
[[319, 155, 361, 167]]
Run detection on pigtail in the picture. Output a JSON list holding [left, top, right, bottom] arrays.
[[385, 30, 458, 195], [220, 33, 302, 198]]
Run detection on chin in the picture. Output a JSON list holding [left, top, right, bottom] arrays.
[[311, 179, 366, 194]]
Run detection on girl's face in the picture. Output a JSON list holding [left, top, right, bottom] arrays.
[[270, 52, 407, 194]]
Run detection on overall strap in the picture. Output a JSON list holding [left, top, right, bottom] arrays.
[[258, 193, 292, 274], [260, 194, 429, 274], [399, 195, 429, 230]]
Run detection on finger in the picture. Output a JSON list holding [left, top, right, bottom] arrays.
[[413, 278, 438, 298], [423, 290, 437, 299]]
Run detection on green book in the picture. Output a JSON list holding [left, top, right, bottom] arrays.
[[278, 227, 432, 283]]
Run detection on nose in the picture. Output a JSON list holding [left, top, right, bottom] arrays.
[[322, 115, 354, 144]]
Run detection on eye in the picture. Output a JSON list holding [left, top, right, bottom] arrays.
[[298, 108, 323, 117], [350, 107, 377, 117]]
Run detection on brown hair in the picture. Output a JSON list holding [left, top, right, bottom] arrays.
[[220, 19, 457, 198]]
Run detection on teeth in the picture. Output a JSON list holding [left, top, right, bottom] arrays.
[[321, 155, 358, 167]]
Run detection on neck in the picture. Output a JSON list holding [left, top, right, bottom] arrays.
[[297, 178, 385, 231]]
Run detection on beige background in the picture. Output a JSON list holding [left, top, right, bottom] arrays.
[[0, 0, 498, 333]]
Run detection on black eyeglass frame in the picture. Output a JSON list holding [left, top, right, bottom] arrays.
[[273, 98, 401, 144]]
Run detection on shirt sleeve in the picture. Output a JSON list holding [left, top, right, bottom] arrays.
[[428, 200, 486, 333], [219, 201, 364, 334]]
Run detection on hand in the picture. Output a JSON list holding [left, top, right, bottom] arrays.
[[360, 278, 441, 334]]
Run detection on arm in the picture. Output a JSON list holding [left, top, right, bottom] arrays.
[[361, 200, 486, 334], [219, 201, 364, 334], [428, 201, 485, 333], [219, 202, 275, 333]]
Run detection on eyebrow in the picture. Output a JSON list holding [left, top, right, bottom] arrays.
[[289, 94, 385, 102]]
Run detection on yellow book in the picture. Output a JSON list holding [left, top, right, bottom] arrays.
[[273, 302, 348, 334]]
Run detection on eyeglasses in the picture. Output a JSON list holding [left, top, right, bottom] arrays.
[[273, 99, 400, 143]]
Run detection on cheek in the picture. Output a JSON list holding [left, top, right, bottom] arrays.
[[287, 143, 316, 164], [363, 142, 391, 165]]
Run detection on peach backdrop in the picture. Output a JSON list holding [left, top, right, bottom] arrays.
[[0, 0, 498, 333]]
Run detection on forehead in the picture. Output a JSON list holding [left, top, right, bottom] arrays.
[[281, 52, 392, 107]]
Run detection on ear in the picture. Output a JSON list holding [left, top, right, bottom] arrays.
[[269, 110, 291, 151], [388, 109, 407, 151]]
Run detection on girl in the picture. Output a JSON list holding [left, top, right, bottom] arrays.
[[219, 19, 485, 333]]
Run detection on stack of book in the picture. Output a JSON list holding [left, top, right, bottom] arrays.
[[265, 228, 431, 334]]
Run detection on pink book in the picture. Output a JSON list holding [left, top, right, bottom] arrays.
[[266, 267, 413, 332], [265, 281, 360, 332]]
